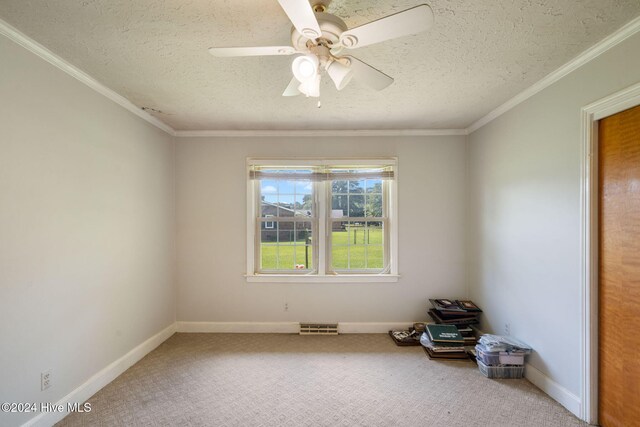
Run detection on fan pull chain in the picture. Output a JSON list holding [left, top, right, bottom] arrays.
[[317, 100, 321, 108]]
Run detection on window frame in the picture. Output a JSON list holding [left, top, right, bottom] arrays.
[[246, 158, 399, 283], [327, 177, 389, 274], [264, 214, 275, 229]]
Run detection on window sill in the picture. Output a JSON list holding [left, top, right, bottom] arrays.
[[245, 274, 400, 283]]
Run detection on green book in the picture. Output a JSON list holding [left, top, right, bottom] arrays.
[[426, 323, 465, 344]]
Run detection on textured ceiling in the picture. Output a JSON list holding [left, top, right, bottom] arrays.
[[1, 0, 640, 131]]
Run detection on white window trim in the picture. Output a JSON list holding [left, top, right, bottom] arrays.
[[246, 158, 399, 283]]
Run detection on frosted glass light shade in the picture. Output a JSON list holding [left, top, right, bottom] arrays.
[[326, 60, 353, 90], [298, 74, 321, 97], [292, 54, 320, 83]]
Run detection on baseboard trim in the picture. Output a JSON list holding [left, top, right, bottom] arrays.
[[176, 321, 414, 334], [338, 322, 413, 334], [22, 323, 177, 427], [525, 363, 582, 418], [177, 321, 299, 333], [469, 327, 582, 419]]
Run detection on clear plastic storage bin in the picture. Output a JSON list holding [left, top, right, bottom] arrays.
[[476, 344, 525, 366], [498, 351, 524, 365], [477, 359, 524, 379], [476, 347, 500, 365]]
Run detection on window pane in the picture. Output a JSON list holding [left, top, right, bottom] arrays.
[[278, 244, 295, 270], [279, 221, 295, 244], [260, 221, 278, 270], [260, 221, 315, 271], [365, 193, 382, 217], [367, 221, 384, 245], [349, 241, 366, 269], [332, 180, 349, 194], [273, 221, 294, 270], [261, 227, 277, 243], [261, 179, 278, 195], [367, 245, 384, 269], [295, 222, 313, 244], [261, 245, 277, 270], [278, 194, 295, 215], [294, 245, 313, 269], [295, 180, 313, 195], [349, 179, 365, 193], [295, 194, 312, 217], [330, 222, 384, 271], [349, 195, 365, 217], [352, 224, 371, 245], [331, 195, 347, 218], [278, 180, 295, 194], [331, 220, 348, 270], [261, 195, 278, 217], [366, 179, 382, 193], [331, 245, 348, 269], [331, 221, 349, 244]]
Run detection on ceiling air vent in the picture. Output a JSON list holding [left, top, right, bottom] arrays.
[[299, 323, 338, 335]]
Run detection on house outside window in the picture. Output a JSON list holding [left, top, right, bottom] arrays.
[[246, 158, 398, 283]]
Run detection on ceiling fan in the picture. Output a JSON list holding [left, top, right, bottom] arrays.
[[208, 1, 434, 99]]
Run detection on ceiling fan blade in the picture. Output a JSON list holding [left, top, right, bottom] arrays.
[[208, 46, 296, 57], [339, 4, 434, 49], [277, 0, 322, 40], [346, 56, 394, 91], [282, 78, 302, 96]]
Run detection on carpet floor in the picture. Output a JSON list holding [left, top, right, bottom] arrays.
[[57, 333, 587, 427]]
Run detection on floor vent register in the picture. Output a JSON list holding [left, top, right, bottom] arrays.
[[299, 323, 339, 335]]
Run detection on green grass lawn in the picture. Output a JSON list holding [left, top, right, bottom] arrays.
[[261, 227, 383, 270]]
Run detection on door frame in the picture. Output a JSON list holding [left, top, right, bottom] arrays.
[[580, 81, 640, 424]]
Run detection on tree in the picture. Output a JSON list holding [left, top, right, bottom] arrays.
[[365, 182, 383, 217], [331, 180, 365, 217], [302, 194, 313, 210]]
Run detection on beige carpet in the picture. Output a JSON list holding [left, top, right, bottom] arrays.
[[57, 333, 587, 427]]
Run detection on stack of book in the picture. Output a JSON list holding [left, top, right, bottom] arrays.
[[388, 329, 421, 346], [420, 323, 468, 360], [427, 299, 482, 346]]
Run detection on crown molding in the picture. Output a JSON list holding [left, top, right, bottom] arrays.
[[466, 15, 640, 134], [5, 10, 639, 139], [0, 17, 176, 136], [0, 18, 465, 139], [174, 128, 468, 138]]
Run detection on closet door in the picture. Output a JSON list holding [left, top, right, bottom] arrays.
[[598, 104, 640, 427]]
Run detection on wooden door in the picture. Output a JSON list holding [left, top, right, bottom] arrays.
[[598, 104, 640, 427]]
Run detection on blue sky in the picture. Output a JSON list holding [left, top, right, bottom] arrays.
[[261, 180, 312, 196]]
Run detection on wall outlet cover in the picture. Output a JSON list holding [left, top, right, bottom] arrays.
[[41, 370, 51, 391]]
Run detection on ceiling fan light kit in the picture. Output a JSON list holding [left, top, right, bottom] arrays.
[[298, 74, 321, 97], [209, 1, 434, 101], [292, 54, 319, 82]]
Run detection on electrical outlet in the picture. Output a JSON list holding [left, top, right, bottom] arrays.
[[504, 323, 511, 336], [41, 370, 51, 391], [284, 302, 289, 312]]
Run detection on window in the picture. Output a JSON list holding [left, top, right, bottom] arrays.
[[246, 159, 398, 282]]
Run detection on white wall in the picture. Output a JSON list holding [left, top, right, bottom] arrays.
[[467, 31, 640, 401], [0, 36, 175, 426], [176, 136, 467, 324]]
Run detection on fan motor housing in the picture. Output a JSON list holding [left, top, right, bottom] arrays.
[[291, 12, 347, 53]]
